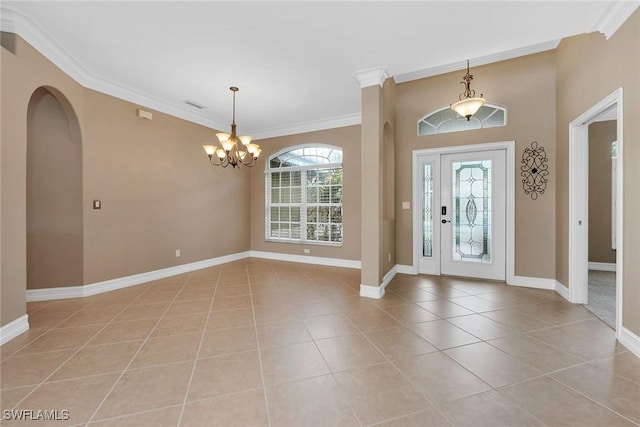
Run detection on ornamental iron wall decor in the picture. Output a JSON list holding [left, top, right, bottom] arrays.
[[521, 141, 549, 200]]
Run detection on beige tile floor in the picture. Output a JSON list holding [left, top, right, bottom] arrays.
[[1, 258, 639, 426]]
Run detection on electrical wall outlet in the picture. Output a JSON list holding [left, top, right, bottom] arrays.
[[304, 248, 310, 254], [175, 249, 181, 258], [388, 253, 391, 262]]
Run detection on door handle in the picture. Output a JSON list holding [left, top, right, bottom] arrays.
[[441, 219, 451, 224]]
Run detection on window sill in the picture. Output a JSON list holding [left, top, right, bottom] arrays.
[[265, 239, 343, 248]]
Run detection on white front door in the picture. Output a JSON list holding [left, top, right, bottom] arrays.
[[416, 149, 506, 281]]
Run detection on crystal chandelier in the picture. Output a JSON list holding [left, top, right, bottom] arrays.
[[203, 86, 261, 168], [450, 60, 486, 121]]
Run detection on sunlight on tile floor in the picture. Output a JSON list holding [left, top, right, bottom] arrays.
[[1, 258, 639, 426]]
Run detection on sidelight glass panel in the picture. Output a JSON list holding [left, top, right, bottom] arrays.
[[423, 163, 434, 257], [452, 160, 491, 262]]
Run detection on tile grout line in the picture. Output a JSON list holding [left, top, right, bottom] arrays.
[[83, 275, 195, 426], [7, 291, 151, 413], [363, 307, 552, 426], [303, 271, 366, 427], [543, 375, 640, 426], [174, 267, 222, 427], [250, 262, 276, 427], [4, 304, 94, 360], [352, 318, 458, 426]]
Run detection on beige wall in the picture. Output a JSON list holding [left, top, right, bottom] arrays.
[[249, 126, 361, 262], [1, 35, 249, 327], [27, 89, 84, 289], [395, 51, 557, 279], [382, 79, 397, 279], [556, 9, 640, 335], [82, 89, 250, 284], [1, 34, 85, 326], [588, 120, 617, 265]]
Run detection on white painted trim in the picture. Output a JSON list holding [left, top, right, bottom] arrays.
[[382, 265, 397, 288], [359, 284, 384, 299], [0, 5, 230, 133], [359, 265, 396, 299], [509, 276, 556, 290], [26, 251, 251, 302], [352, 66, 391, 88], [27, 286, 85, 301], [249, 250, 361, 269], [395, 265, 416, 275], [25, 250, 362, 303], [588, 262, 617, 272], [555, 281, 571, 302], [592, 1, 640, 40], [395, 40, 560, 83], [252, 113, 361, 140], [619, 326, 640, 359], [0, 315, 29, 346], [568, 88, 623, 338], [410, 141, 515, 283]]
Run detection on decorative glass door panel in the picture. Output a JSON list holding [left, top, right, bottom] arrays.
[[423, 163, 434, 257], [417, 155, 441, 275], [441, 150, 505, 280], [452, 160, 491, 262]]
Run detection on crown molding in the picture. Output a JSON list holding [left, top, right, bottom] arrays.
[[352, 66, 391, 88], [82, 72, 230, 132], [0, 4, 229, 132], [592, 1, 640, 39], [252, 113, 361, 140], [1, 5, 90, 84], [394, 40, 560, 84]]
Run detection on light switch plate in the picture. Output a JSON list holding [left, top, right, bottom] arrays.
[[402, 201, 411, 210]]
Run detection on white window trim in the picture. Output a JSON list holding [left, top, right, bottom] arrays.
[[417, 103, 508, 136], [265, 144, 344, 246]]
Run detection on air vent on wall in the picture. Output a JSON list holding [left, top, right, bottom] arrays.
[[184, 99, 207, 109]]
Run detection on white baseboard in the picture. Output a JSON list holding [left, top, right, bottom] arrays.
[[27, 251, 251, 302], [619, 326, 640, 359], [395, 264, 416, 275], [249, 250, 361, 269], [555, 281, 571, 302], [359, 265, 397, 299], [359, 284, 384, 299], [0, 315, 29, 346], [510, 275, 556, 290], [26, 250, 363, 302], [588, 262, 616, 272], [382, 265, 398, 288]]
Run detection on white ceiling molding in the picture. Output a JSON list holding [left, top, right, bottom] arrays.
[[3, 2, 631, 140], [252, 113, 361, 141], [394, 40, 560, 84], [592, 1, 640, 39], [352, 67, 392, 88], [0, 5, 89, 85], [0, 4, 230, 132]]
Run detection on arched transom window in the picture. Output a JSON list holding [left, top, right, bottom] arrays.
[[418, 104, 507, 136], [266, 145, 343, 245]]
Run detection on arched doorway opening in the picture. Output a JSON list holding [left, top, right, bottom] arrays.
[[26, 87, 83, 291]]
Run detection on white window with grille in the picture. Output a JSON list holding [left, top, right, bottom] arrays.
[[265, 145, 343, 245]]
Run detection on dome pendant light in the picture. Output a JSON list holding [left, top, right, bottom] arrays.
[[450, 60, 486, 121]]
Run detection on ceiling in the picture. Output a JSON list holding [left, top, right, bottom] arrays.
[[2, 1, 637, 138]]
